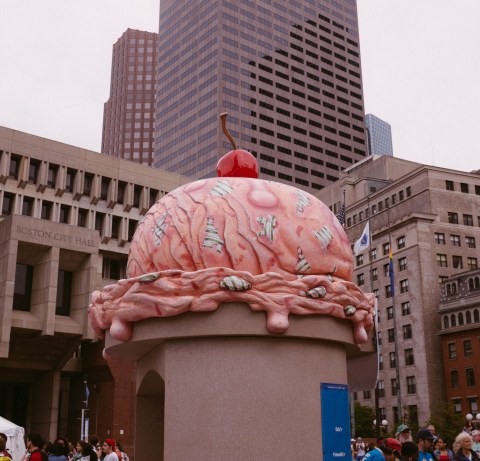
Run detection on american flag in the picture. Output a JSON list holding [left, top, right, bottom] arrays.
[[336, 203, 345, 226]]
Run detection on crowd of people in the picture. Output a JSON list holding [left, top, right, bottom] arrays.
[[0, 433, 129, 461], [352, 424, 480, 461]]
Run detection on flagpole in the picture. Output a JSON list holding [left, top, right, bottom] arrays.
[[388, 207, 403, 424]]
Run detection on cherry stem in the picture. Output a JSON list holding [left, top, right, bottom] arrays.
[[220, 112, 238, 150]]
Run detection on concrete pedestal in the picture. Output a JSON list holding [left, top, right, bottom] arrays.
[[105, 303, 374, 461]]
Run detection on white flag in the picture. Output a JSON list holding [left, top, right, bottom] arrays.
[[353, 221, 370, 255]]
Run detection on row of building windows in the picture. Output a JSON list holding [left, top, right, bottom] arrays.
[[368, 376, 417, 398], [2, 151, 164, 211], [450, 368, 477, 388], [346, 187, 412, 228], [445, 180, 480, 195], [378, 348, 415, 371], [437, 254, 478, 270], [351, 397, 419, 427], [447, 212, 480, 227], [435, 233, 476, 247], [445, 276, 480, 296], [443, 309, 480, 329], [356, 236, 406, 267]]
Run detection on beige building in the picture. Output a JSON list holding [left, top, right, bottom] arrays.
[[316, 155, 480, 430], [0, 126, 188, 447]]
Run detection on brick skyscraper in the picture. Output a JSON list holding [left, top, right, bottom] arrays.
[[154, 0, 368, 192], [102, 29, 158, 166]]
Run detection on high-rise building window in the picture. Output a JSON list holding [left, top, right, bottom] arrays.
[[452, 399, 461, 413], [2, 192, 15, 216], [460, 183, 469, 193], [445, 180, 454, 191], [450, 235, 461, 247], [377, 380, 385, 398], [389, 352, 396, 368], [84, 173, 94, 196], [402, 301, 411, 316], [406, 376, 416, 394], [41, 201, 53, 220], [102, 256, 127, 280], [403, 324, 412, 339], [452, 256, 463, 269], [66, 168, 76, 192], [56, 270, 73, 316], [463, 214, 473, 226], [59, 205, 70, 224], [405, 348, 414, 365], [363, 390, 371, 400], [448, 342, 457, 359], [357, 273, 364, 286], [466, 237, 476, 248], [385, 285, 392, 299], [466, 368, 475, 387], [437, 254, 447, 267], [435, 233, 446, 245], [391, 378, 398, 396], [356, 255, 363, 266], [398, 257, 407, 271], [448, 212, 459, 224], [372, 268, 378, 281], [467, 258, 478, 270], [47, 164, 58, 188], [378, 354, 383, 371], [78, 208, 88, 228], [397, 236, 405, 249], [382, 242, 390, 256], [450, 370, 459, 388], [22, 197, 34, 216], [13, 263, 33, 311], [464, 340, 473, 357], [28, 159, 40, 183], [400, 279, 409, 293], [388, 328, 395, 343], [386, 306, 394, 320], [9, 154, 21, 179]]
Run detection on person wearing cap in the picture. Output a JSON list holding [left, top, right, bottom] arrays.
[[397, 425, 413, 444], [102, 439, 118, 461], [417, 428, 436, 461], [385, 438, 403, 461]]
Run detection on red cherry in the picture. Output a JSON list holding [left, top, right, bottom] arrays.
[[216, 149, 259, 178]]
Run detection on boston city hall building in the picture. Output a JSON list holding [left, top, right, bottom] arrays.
[[0, 126, 189, 447]]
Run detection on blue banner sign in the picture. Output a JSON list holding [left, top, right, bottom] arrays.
[[321, 383, 351, 461]]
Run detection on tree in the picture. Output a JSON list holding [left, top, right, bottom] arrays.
[[427, 401, 464, 446], [354, 402, 375, 438]]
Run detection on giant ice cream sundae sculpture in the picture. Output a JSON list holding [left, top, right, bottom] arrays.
[[89, 114, 375, 345]]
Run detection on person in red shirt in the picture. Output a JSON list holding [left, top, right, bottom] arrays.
[[26, 433, 46, 461]]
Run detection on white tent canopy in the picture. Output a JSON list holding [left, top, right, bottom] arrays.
[[0, 416, 26, 461]]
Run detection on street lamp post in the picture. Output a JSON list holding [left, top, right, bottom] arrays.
[[373, 420, 388, 439]]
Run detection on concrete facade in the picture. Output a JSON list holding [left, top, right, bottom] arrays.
[[105, 303, 374, 461], [154, 0, 368, 192], [316, 155, 480, 430], [0, 126, 188, 454], [102, 29, 158, 166]]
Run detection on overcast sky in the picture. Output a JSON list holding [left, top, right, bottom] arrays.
[[1, 1, 479, 173]]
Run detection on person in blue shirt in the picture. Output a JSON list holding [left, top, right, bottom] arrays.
[[363, 445, 395, 461], [416, 429, 436, 461]]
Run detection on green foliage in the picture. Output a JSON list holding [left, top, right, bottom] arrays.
[[427, 401, 464, 447], [354, 402, 375, 438]]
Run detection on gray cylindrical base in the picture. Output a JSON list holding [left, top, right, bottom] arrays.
[[136, 336, 347, 461]]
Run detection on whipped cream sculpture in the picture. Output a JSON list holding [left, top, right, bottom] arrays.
[[89, 114, 375, 344]]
